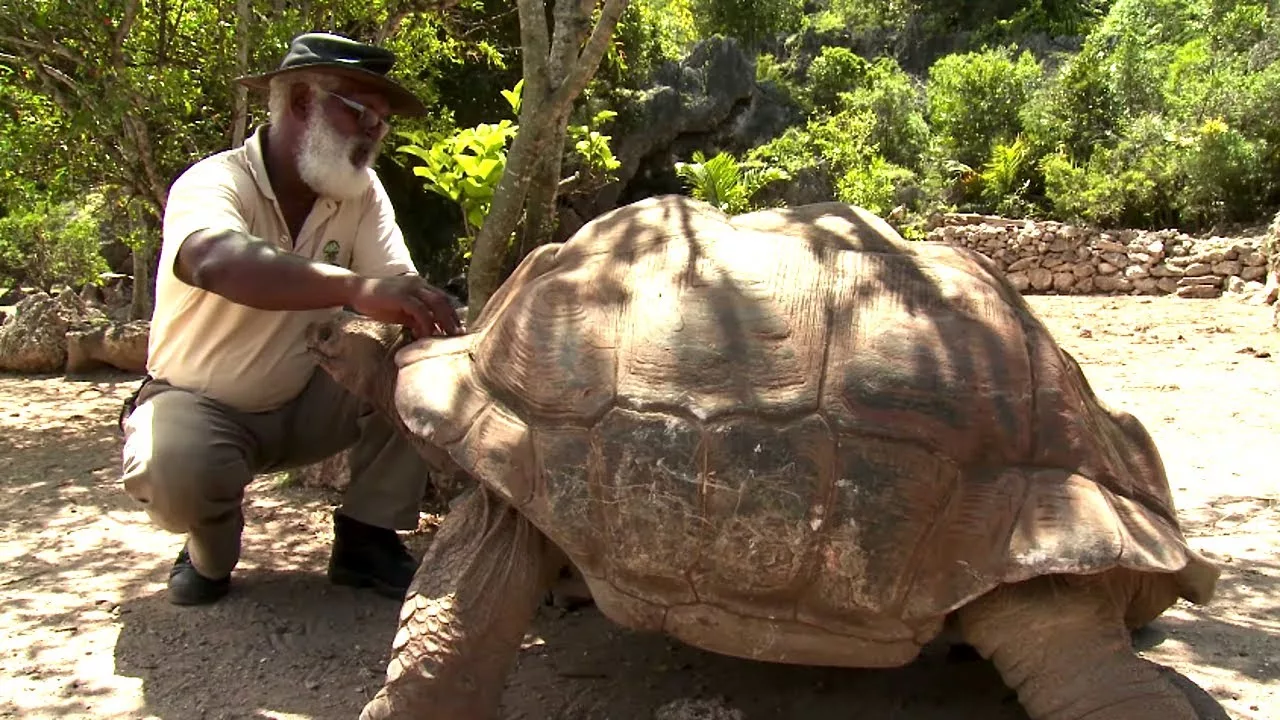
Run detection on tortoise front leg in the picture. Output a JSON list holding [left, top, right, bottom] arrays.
[[956, 573, 1208, 720], [361, 487, 558, 720]]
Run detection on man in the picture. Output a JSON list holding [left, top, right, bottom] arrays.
[[121, 32, 461, 606]]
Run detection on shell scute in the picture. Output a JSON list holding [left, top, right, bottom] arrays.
[[595, 408, 702, 605], [688, 414, 835, 615]]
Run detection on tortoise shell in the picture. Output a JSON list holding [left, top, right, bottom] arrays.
[[392, 196, 1218, 667]]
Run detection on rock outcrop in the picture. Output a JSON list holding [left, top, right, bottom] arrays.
[[0, 290, 88, 373]]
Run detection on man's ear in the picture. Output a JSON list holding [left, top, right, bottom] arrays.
[[288, 83, 312, 122]]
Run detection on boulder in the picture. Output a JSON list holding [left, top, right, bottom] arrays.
[[65, 320, 149, 374], [595, 37, 757, 211], [0, 290, 97, 373]]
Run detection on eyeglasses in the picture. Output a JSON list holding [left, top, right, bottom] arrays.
[[318, 89, 390, 134]]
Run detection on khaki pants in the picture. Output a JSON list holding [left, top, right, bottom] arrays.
[[121, 369, 428, 579]]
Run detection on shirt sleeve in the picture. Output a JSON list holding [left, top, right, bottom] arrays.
[[160, 157, 251, 282], [351, 173, 418, 278]]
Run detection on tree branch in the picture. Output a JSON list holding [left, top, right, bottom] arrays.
[[113, 0, 141, 67], [553, 0, 628, 108], [516, 0, 551, 91], [0, 34, 85, 67], [548, 0, 590, 84]]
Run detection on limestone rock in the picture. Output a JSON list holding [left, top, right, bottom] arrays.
[[1179, 275, 1222, 288], [0, 290, 92, 373], [1133, 277, 1159, 294], [1123, 264, 1150, 280], [1212, 261, 1243, 277], [65, 320, 149, 374], [1072, 263, 1096, 278], [1177, 284, 1222, 299], [1007, 257, 1039, 272], [1028, 267, 1054, 291], [1093, 274, 1131, 293], [1008, 271, 1031, 292], [1241, 265, 1267, 282]]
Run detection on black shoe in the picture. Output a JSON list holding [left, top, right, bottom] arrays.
[[167, 545, 231, 606], [327, 513, 418, 599]]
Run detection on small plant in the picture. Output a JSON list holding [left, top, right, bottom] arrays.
[[980, 135, 1033, 216], [396, 119, 518, 257], [397, 81, 623, 259], [673, 150, 789, 214]]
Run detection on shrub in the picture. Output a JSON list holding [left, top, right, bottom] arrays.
[[0, 193, 109, 291], [689, 0, 805, 48], [674, 150, 789, 214], [833, 57, 929, 170], [926, 46, 1043, 170], [804, 46, 870, 114]]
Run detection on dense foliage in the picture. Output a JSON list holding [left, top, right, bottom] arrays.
[[2, 0, 1278, 296]]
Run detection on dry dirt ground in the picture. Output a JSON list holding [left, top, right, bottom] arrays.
[[0, 294, 1276, 720]]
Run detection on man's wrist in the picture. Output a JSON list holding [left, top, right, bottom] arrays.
[[330, 274, 369, 308]]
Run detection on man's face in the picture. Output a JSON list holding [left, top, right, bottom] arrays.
[[296, 82, 393, 200]]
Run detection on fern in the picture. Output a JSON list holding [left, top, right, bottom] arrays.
[[674, 150, 788, 214]]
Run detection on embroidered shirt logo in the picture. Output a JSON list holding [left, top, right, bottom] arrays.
[[322, 240, 341, 265]]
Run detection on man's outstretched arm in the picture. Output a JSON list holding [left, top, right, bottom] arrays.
[[175, 229, 461, 337]]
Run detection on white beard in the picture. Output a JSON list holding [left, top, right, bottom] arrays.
[[296, 111, 378, 201]]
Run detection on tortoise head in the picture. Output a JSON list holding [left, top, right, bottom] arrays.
[[306, 311, 409, 412]]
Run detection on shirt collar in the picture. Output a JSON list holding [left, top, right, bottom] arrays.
[[244, 125, 278, 202]]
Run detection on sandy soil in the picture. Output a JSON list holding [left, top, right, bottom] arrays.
[[0, 294, 1276, 720]]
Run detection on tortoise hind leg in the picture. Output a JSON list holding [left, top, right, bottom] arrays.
[[361, 487, 559, 720], [955, 572, 1216, 720]]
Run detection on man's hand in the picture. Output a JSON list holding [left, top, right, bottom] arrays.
[[349, 276, 463, 338]]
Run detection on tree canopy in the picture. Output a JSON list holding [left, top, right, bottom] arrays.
[[2, 0, 1278, 304]]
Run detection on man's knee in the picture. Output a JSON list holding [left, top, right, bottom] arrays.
[[122, 390, 249, 532]]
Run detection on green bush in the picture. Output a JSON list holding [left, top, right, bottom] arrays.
[[747, 102, 919, 216], [674, 150, 789, 214], [605, 0, 698, 86], [833, 57, 929, 170], [804, 46, 870, 114], [808, 0, 912, 35], [1176, 117, 1264, 227], [1020, 42, 1120, 163], [835, 156, 916, 217], [0, 193, 109, 291], [689, 0, 805, 47], [926, 46, 1043, 170], [979, 135, 1034, 217]]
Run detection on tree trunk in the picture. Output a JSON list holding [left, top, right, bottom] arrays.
[[129, 242, 153, 320], [465, 0, 630, 324], [466, 117, 549, 323], [518, 108, 571, 256], [231, 0, 250, 147]]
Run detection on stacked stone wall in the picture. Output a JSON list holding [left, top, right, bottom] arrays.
[[926, 214, 1273, 299]]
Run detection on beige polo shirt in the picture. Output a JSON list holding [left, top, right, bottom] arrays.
[[148, 125, 416, 412]]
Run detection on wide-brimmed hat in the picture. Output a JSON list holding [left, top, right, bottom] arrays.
[[236, 32, 427, 116]]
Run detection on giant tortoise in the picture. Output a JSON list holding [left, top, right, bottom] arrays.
[[307, 196, 1221, 720]]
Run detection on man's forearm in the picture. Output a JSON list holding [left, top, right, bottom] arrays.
[[179, 229, 365, 311]]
